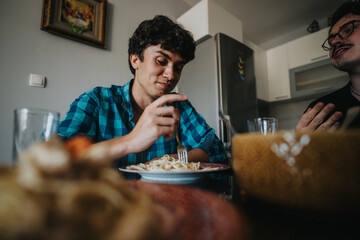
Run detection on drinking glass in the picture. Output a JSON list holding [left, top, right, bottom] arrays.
[[247, 117, 278, 135], [13, 108, 60, 163]]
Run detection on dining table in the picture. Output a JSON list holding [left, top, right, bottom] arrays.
[[4, 130, 360, 240], [122, 166, 359, 240]]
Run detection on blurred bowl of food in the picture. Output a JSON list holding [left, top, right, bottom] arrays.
[[1, 137, 248, 240], [0, 137, 162, 240], [231, 130, 360, 213]]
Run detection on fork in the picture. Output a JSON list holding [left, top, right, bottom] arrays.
[[176, 131, 188, 163]]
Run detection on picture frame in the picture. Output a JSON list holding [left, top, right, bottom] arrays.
[[41, 0, 107, 49]]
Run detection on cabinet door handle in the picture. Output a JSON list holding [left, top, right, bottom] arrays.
[[311, 55, 328, 62], [275, 95, 289, 100], [312, 86, 332, 92]]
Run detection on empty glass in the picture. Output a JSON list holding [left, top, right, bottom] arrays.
[[13, 108, 60, 163], [247, 117, 278, 135]]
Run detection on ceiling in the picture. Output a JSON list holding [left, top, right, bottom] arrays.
[[182, 0, 345, 48]]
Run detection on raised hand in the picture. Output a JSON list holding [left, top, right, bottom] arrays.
[[295, 102, 343, 132], [106, 94, 187, 159], [128, 94, 187, 151]]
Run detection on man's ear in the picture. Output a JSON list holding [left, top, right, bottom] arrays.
[[130, 54, 140, 71]]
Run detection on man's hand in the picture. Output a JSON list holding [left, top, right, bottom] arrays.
[[295, 102, 343, 132], [107, 94, 188, 159], [129, 94, 184, 151]]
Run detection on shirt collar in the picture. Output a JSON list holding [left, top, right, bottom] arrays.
[[119, 79, 171, 121], [119, 79, 134, 119]]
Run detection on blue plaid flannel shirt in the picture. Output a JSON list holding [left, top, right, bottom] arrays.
[[58, 80, 227, 167]]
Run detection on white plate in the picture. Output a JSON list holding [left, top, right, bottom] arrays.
[[119, 163, 230, 184]]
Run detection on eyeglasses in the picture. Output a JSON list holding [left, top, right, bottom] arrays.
[[322, 20, 360, 51]]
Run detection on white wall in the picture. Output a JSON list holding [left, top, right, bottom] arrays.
[[0, 0, 190, 166]]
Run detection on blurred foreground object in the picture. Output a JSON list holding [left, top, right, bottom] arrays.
[[232, 131, 360, 213], [0, 136, 161, 240]]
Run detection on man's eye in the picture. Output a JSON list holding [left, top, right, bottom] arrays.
[[157, 59, 166, 65], [342, 26, 352, 35]]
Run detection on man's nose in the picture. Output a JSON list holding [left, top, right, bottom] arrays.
[[163, 66, 174, 80], [329, 33, 343, 47]]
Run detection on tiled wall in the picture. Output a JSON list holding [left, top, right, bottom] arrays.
[[258, 98, 317, 130]]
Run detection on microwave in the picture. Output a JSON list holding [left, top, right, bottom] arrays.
[[289, 58, 348, 99]]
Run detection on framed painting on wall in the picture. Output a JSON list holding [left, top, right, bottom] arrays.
[[41, 0, 107, 49]]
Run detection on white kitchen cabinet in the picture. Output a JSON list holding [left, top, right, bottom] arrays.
[[287, 27, 330, 69], [244, 39, 269, 101], [266, 44, 291, 102], [177, 0, 243, 43]]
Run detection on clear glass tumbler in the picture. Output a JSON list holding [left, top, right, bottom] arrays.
[[13, 108, 60, 163], [247, 117, 278, 135]]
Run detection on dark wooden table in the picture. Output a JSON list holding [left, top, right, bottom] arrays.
[[124, 169, 359, 240]]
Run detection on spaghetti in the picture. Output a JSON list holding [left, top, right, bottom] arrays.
[[126, 155, 217, 172]]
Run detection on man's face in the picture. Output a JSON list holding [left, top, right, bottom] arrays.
[[131, 45, 185, 100], [329, 14, 360, 72]]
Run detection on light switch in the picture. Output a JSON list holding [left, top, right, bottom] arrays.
[[29, 74, 46, 88]]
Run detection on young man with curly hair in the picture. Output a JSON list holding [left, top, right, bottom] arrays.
[[58, 15, 227, 166]]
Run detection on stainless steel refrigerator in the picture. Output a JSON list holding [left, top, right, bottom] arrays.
[[179, 33, 258, 152]]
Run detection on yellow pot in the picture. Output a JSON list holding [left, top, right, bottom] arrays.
[[232, 130, 360, 213]]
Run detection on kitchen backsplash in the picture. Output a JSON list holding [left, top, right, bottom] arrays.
[[258, 98, 317, 130]]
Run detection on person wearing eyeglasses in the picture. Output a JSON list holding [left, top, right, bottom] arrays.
[[296, 2, 360, 131]]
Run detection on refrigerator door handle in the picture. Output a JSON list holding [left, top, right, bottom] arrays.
[[223, 114, 232, 150]]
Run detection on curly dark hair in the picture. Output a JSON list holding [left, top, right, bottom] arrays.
[[330, 1, 360, 31], [128, 15, 196, 75]]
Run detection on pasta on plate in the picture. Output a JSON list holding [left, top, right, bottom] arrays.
[[126, 155, 218, 172]]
